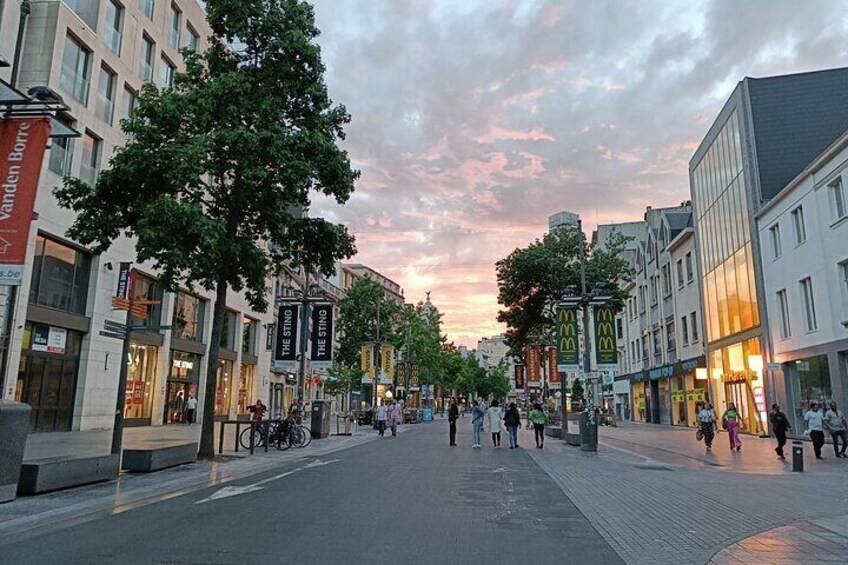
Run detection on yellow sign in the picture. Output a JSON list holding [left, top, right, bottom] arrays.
[[360, 344, 374, 383], [380, 344, 394, 383]]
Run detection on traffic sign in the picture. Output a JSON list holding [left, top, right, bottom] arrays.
[[99, 330, 126, 340]]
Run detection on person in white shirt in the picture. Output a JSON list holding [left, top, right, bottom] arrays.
[[185, 394, 198, 425], [824, 401, 847, 458], [376, 403, 388, 437], [487, 400, 504, 448], [804, 402, 826, 459]]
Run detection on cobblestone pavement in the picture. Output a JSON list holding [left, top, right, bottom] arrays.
[[710, 515, 848, 564], [530, 422, 848, 564]]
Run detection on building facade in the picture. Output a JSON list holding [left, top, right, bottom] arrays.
[[756, 129, 848, 431], [689, 67, 848, 434]]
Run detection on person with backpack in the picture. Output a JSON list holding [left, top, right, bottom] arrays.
[[504, 402, 521, 449], [529, 403, 548, 449]]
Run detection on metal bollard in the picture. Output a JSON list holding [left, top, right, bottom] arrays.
[[792, 441, 804, 472]]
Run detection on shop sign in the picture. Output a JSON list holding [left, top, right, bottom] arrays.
[[684, 389, 706, 402], [594, 306, 618, 370], [309, 304, 333, 370], [514, 365, 525, 389], [273, 304, 299, 373], [631, 355, 706, 383], [31, 325, 67, 354], [379, 343, 394, 384], [547, 347, 561, 388], [671, 391, 685, 402], [555, 306, 580, 371], [410, 364, 420, 391], [360, 344, 374, 384], [526, 346, 542, 387], [116, 262, 134, 299], [0, 118, 52, 285]]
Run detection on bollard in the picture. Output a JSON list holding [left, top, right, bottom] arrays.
[[792, 441, 804, 472], [579, 410, 598, 452]]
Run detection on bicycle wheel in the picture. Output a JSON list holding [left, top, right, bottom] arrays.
[[298, 425, 312, 447], [274, 428, 293, 451], [239, 425, 266, 450]]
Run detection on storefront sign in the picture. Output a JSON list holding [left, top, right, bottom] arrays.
[[360, 344, 374, 384], [526, 346, 542, 387], [547, 347, 561, 389], [379, 344, 394, 384], [396, 362, 406, 388], [309, 304, 333, 370], [514, 365, 525, 389], [409, 364, 420, 391], [31, 325, 67, 354], [116, 262, 134, 299], [0, 117, 52, 285], [273, 304, 299, 373], [556, 306, 580, 371], [631, 355, 706, 383], [594, 306, 617, 370]]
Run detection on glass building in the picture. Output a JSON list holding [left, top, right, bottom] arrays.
[[689, 67, 848, 434]]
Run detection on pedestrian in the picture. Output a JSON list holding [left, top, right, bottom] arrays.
[[824, 401, 847, 458], [471, 398, 485, 448], [769, 403, 791, 460], [448, 398, 459, 446], [185, 394, 198, 425], [722, 402, 742, 452], [525, 402, 532, 430], [488, 399, 503, 448], [698, 402, 716, 451], [804, 401, 826, 459], [251, 398, 266, 421], [388, 400, 402, 437], [376, 403, 388, 437], [529, 403, 548, 449], [504, 402, 521, 449]]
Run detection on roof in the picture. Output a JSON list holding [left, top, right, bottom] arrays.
[[662, 211, 693, 241]]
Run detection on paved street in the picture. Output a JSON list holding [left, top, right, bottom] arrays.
[[2, 421, 847, 565]]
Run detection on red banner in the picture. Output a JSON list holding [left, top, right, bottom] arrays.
[[514, 365, 525, 389], [526, 346, 542, 387], [547, 347, 561, 387], [0, 117, 51, 282]]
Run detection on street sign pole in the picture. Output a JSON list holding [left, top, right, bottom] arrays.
[[111, 264, 135, 456]]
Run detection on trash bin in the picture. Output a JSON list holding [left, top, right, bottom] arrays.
[[579, 410, 598, 452], [0, 401, 31, 503], [792, 441, 804, 472], [311, 400, 331, 439]]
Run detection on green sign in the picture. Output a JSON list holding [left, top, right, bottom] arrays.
[[556, 307, 580, 368], [594, 306, 618, 368]]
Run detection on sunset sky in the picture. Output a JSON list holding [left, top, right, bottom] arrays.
[[309, 0, 848, 348]]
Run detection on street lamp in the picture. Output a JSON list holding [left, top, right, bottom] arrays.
[[276, 275, 326, 405]]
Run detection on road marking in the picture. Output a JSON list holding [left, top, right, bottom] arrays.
[[492, 466, 507, 473], [195, 459, 339, 504]]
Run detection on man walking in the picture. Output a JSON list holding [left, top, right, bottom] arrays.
[[471, 399, 485, 448], [388, 400, 402, 437], [769, 403, 791, 460], [185, 394, 198, 425], [448, 399, 458, 446], [376, 403, 388, 437], [804, 402, 826, 459], [824, 401, 848, 458]]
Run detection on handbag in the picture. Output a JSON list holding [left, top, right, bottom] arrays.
[[695, 428, 704, 441]]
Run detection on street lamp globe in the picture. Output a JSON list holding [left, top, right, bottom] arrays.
[[385, 390, 394, 399]]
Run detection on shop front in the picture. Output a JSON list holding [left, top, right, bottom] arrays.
[[215, 358, 234, 420], [708, 338, 768, 435], [165, 351, 201, 424], [630, 356, 706, 427], [780, 353, 841, 433], [237, 362, 256, 417], [124, 341, 160, 426], [15, 322, 83, 432]]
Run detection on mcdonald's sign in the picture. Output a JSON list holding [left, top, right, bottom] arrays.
[[594, 306, 618, 369], [556, 307, 580, 370]]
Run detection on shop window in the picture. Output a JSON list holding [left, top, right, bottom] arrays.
[[242, 317, 257, 354], [795, 355, 832, 416], [238, 363, 256, 414], [131, 274, 164, 329], [219, 310, 238, 350], [799, 277, 817, 332], [28, 235, 91, 315], [215, 360, 234, 417], [172, 292, 205, 341], [166, 351, 200, 424], [125, 343, 158, 421]]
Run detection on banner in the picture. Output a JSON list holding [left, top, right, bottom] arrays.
[[547, 347, 561, 389], [309, 304, 333, 370], [556, 307, 580, 371], [0, 117, 52, 285], [273, 304, 299, 373], [360, 344, 375, 384], [514, 365, 525, 390], [594, 306, 618, 370], [396, 362, 406, 388], [526, 346, 542, 388], [410, 364, 420, 391], [379, 343, 394, 384]]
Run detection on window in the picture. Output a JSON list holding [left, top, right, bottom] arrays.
[[159, 57, 175, 88], [791, 206, 806, 245], [184, 23, 199, 51], [616, 318, 623, 340], [680, 316, 689, 345], [800, 277, 817, 331], [650, 276, 658, 305], [80, 132, 101, 185], [685, 252, 694, 283], [769, 224, 782, 260], [96, 66, 116, 125], [776, 289, 791, 339], [60, 35, 91, 104], [173, 292, 205, 342], [840, 260, 848, 317], [28, 235, 91, 315], [661, 264, 671, 297], [122, 85, 137, 117], [676, 260, 684, 289], [104, 0, 123, 55], [168, 4, 182, 49], [639, 286, 646, 313], [220, 310, 238, 350], [131, 274, 164, 329], [829, 177, 847, 222], [140, 36, 155, 82], [652, 329, 662, 357], [641, 335, 649, 361], [666, 321, 675, 351], [140, 0, 155, 19], [242, 318, 257, 354], [690, 312, 699, 342], [48, 119, 75, 175]]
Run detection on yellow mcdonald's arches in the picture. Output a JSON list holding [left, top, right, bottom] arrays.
[[597, 308, 614, 321], [598, 336, 615, 351], [598, 322, 615, 336]]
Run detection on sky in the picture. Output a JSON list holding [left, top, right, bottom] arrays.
[[308, 0, 848, 348]]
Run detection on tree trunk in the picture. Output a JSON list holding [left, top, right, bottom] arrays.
[[198, 272, 229, 459]]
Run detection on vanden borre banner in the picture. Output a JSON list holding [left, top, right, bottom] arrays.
[[547, 347, 561, 389], [526, 346, 542, 388], [360, 344, 375, 384], [379, 343, 394, 384], [594, 306, 618, 370], [514, 365, 525, 390], [556, 307, 580, 371]]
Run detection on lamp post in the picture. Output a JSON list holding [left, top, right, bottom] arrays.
[[277, 274, 326, 406], [10, 1, 32, 88]]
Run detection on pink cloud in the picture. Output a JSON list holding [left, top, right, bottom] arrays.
[[474, 125, 556, 144]]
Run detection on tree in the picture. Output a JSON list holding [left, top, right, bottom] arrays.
[[54, 0, 358, 458], [335, 278, 400, 368], [495, 228, 633, 354]]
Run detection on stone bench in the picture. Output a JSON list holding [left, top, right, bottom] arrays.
[[121, 443, 198, 473], [545, 426, 562, 439], [563, 432, 582, 446], [18, 454, 120, 496]]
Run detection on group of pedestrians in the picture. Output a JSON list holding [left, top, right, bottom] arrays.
[[374, 400, 403, 437], [449, 398, 550, 450]]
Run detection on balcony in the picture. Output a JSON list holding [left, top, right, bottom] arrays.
[[59, 65, 89, 104], [96, 93, 114, 125], [104, 26, 122, 56]]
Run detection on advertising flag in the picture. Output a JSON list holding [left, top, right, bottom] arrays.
[[410, 364, 420, 391], [594, 306, 618, 370], [379, 344, 394, 384], [309, 304, 333, 370], [396, 362, 407, 388], [526, 346, 542, 388], [556, 307, 580, 371], [547, 347, 561, 389], [273, 304, 299, 373], [514, 365, 525, 390], [360, 344, 375, 384]]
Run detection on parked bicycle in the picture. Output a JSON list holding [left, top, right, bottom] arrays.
[[238, 419, 311, 451]]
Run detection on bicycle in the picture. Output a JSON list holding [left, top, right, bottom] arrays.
[[239, 420, 272, 450]]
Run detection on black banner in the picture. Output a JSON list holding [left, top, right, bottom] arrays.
[[309, 304, 333, 364], [116, 262, 133, 298], [274, 304, 299, 363]]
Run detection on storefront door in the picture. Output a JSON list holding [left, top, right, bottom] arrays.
[[165, 380, 196, 424], [725, 381, 755, 433]]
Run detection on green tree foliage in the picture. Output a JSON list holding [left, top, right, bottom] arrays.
[[335, 278, 400, 370], [54, 0, 358, 457], [495, 228, 633, 353]]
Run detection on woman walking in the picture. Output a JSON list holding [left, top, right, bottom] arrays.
[[504, 402, 521, 449], [722, 402, 743, 451], [471, 399, 485, 449], [487, 400, 503, 448], [529, 403, 548, 449], [698, 402, 716, 452]]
